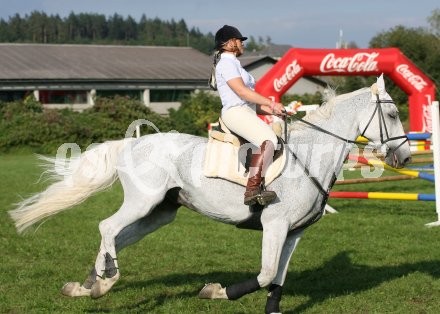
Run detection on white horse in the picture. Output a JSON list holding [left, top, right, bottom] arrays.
[[9, 76, 411, 314]]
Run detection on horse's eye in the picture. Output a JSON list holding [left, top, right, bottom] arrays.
[[388, 113, 397, 120]]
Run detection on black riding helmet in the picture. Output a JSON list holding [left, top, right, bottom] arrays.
[[214, 25, 248, 50]]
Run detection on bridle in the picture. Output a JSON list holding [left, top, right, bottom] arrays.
[[359, 94, 408, 155], [282, 93, 409, 197], [273, 93, 409, 232], [285, 93, 408, 154]]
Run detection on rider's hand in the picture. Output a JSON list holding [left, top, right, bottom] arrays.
[[272, 102, 286, 117], [286, 108, 297, 115]]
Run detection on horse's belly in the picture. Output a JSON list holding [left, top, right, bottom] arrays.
[[177, 188, 255, 225]]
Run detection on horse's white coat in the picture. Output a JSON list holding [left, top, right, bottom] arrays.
[[9, 77, 411, 309]]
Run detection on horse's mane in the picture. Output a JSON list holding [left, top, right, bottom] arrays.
[[289, 86, 372, 132]]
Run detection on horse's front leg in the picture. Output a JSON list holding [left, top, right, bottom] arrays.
[[199, 219, 289, 302], [265, 230, 303, 314]]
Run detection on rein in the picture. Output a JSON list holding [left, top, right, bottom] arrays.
[[281, 94, 409, 197]]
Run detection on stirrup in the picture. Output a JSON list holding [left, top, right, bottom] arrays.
[[244, 188, 277, 206], [256, 191, 277, 206]]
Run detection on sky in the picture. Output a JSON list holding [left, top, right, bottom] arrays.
[[0, 0, 438, 48]]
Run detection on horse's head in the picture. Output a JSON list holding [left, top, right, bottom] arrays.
[[359, 74, 412, 168]]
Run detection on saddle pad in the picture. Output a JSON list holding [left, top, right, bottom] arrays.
[[203, 137, 287, 186]]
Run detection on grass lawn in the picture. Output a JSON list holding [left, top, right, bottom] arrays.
[[1, 153, 439, 313]]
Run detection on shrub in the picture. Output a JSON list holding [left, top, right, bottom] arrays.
[[169, 91, 221, 136], [0, 96, 173, 154]]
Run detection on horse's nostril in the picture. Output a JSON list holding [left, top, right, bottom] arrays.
[[403, 157, 412, 165]]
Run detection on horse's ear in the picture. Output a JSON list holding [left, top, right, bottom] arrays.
[[376, 73, 385, 93]]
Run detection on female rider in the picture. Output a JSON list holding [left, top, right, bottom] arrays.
[[211, 25, 285, 206]]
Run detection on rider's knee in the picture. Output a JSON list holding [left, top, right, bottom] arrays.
[[259, 134, 278, 149], [268, 134, 278, 148]]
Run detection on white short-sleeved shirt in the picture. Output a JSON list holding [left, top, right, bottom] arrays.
[[215, 53, 256, 115]]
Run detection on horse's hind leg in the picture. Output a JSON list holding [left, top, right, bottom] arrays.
[[115, 190, 180, 252], [61, 193, 180, 297]]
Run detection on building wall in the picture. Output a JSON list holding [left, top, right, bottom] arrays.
[[1, 87, 196, 114], [148, 102, 181, 115]]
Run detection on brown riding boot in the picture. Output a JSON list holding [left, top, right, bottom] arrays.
[[244, 140, 277, 206]]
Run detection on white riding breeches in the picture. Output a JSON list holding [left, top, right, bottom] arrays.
[[221, 105, 278, 147]]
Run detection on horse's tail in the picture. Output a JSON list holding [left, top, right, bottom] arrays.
[[9, 138, 134, 233]]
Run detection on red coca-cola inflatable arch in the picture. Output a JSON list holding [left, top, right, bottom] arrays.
[[255, 48, 436, 132]]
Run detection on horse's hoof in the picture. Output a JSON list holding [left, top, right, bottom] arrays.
[[61, 282, 91, 297], [198, 283, 228, 299], [90, 273, 120, 299]]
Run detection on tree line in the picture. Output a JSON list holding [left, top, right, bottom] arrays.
[[1, 9, 439, 125], [0, 11, 215, 54]]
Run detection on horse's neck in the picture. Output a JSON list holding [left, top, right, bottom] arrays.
[[287, 92, 368, 189]]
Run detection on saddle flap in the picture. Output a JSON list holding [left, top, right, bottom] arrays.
[[203, 137, 286, 187]]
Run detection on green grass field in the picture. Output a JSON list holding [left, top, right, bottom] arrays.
[[1, 153, 440, 313]]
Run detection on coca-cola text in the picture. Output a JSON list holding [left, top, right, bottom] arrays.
[[396, 64, 428, 92], [273, 60, 302, 92], [320, 52, 379, 73]]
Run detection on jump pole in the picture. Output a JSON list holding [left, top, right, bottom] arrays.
[[347, 155, 435, 183], [406, 133, 432, 140], [334, 107, 439, 224], [329, 191, 435, 201], [426, 101, 440, 227]]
